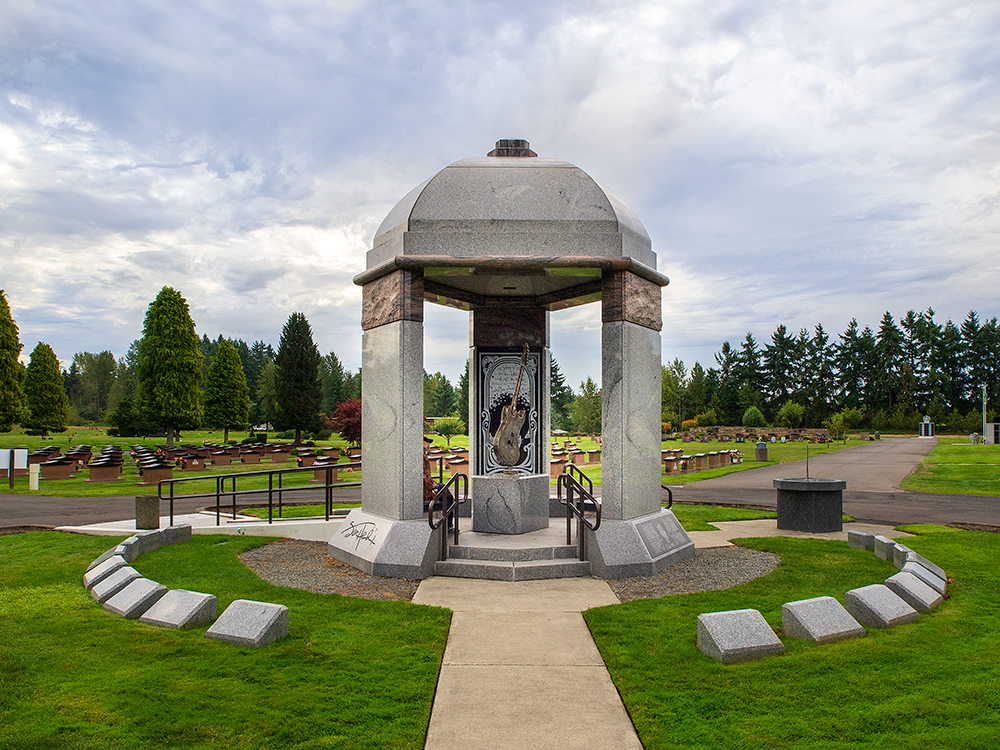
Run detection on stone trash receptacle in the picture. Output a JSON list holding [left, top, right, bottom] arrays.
[[774, 478, 846, 533], [754, 441, 768, 461], [135, 495, 160, 530]]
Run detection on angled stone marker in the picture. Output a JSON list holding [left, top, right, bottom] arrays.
[[847, 530, 874, 550], [90, 566, 142, 604], [87, 547, 122, 573], [103, 578, 168, 619], [873, 535, 896, 562], [140, 589, 217, 629], [892, 543, 913, 570], [782, 596, 866, 644], [844, 584, 919, 628], [904, 551, 946, 581], [113, 536, 140, 563], [885, 571, 943, 613], [162, 524, 193, 546], [83, 555, 127, 590], [900, 561, 947, 595], [205, 600, 288, 648], [133, 529, 164, 556], [697, 609, 784, 664]]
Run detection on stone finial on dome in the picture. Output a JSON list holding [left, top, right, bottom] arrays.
[[487, 139, 537, 157]]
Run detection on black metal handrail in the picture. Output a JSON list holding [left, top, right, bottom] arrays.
[[157, 462, 362, 526], [661, 484, 673, 509], [557, 467, 601, 561], [427, 472, 469, 560]]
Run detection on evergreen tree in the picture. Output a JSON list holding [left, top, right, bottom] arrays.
[[203, 339, 250, 443], [763, 324, 795, 418], [273, 312, 322, 443], [0, 290, 27, 432], [456, 360, 470, 433], [136, 287, 204, 446], [874, 312, 903, 411], [23, 342, 69, 434], [253, 359, 278, 429], [570, 377, 601, 435], [549, 357, 574, 430], [319, 351, 347, 415], [806, 324, 835, 427]]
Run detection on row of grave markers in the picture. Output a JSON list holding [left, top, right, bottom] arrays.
[[698, 531, 948, 664], [82, 526, 288, 648]]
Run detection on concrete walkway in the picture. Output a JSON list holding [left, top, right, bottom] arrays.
[[414, 577, 641, 750]]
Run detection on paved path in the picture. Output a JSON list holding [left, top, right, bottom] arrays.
[[674, 437, 999, 526], [414, 577, 641, 750]]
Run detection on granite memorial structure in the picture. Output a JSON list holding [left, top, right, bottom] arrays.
[[327, 139, 694, 578]]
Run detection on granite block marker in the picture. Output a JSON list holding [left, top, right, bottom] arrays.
[[782, 596, 866, 644], [103, 578, 168, 619], [140, 590, 217, 629], [206, 600, 288, 648], [844, 584, 919, 628], [697, 609, 784, 664], [885, 571, 943, 613]]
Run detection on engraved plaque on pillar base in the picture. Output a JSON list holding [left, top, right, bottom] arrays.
[[472, 473, 549, 534]]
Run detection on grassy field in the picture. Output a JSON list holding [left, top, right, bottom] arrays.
[[0, 531, 451, 749], [900, 441, 1000, 497], [585, 525, 1000, 749]]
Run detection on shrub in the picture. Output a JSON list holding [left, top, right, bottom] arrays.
[[775, 401, 804, 428], [742, 406, 766, 428], [681, 419, 698, 432], [695, 409, 717, 428]]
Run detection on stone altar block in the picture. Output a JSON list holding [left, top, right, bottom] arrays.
[[472, 473, 549, 534], [774, 478, 845, 533]]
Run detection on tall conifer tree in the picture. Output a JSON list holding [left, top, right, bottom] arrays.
[[23, 342, 68, 434], [137, 287, 203, 446], [0, 290, 27, 431], [274, 312, 322, 443], [203, 339, 250, 443]]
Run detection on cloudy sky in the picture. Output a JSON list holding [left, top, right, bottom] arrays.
[[3, 0, 998, 389]]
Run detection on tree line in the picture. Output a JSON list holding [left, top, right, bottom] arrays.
[[663, 309, 999, 434], [0, 287, 361, 445]]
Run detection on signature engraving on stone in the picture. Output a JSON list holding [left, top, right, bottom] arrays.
[[343, 521, 379, 550]]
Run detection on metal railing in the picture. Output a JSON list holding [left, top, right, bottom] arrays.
[[427, 472, 469, 560], [157, 462, 362, 526], [661, 484, 673, 509], [557, 463, 601, 561]]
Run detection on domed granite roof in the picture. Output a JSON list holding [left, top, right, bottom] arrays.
[[356, 140, 665, 309]]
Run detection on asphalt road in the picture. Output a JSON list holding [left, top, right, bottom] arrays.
[[1, 438, 996, 529], [672, 437, 999, 527]]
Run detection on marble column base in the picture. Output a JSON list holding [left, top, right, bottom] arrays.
[[584, 509, 695, 579], [327, 509, 440, 579], [472, 473, 549, 534]]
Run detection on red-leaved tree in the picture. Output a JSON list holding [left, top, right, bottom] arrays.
[[332, 398, 362, 446]]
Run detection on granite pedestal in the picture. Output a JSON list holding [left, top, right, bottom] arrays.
[[774, 478, 845, 533], [472, 473, 549, 534]]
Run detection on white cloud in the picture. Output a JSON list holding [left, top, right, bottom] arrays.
[[1, 0, 998, 390]]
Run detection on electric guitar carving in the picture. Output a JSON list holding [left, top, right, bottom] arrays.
[[493, 344, 529, 468]]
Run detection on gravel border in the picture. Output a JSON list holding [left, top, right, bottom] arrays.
[[240, 539, 780, 603]]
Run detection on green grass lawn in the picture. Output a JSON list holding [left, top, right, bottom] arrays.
[[585, 526, 1000, 749], [900, 441, 1000, 497], [0, 531, 451, 749]]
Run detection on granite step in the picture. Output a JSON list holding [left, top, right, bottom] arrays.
[[446, 544, 580, 562], [433, 558, 592, 581]]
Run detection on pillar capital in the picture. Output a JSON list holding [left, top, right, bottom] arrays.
[[361, 270, 423, 330], [602, 270, 662, 331]]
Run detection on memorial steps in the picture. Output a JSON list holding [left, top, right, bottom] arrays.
[[432, 517, 593, 581]]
